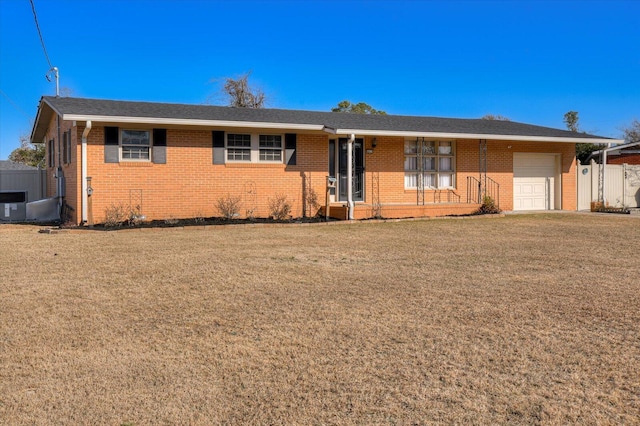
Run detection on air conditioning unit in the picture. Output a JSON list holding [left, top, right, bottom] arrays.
[[1, 191, 27, 222]]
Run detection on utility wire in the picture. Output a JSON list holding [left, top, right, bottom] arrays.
[[29, 0, 53, 69], [0, 88, 33, 122]]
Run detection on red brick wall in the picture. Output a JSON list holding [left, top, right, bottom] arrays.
[[608, 154, 640, 165], [362, 137, 576, 212], [42, 115, 78, 223], [496, 140, 576, 211], [74, 126, 331, 224], [44, 116, 578, 225]]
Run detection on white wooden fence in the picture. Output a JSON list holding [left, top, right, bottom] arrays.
[[577, 161, 640, 210]]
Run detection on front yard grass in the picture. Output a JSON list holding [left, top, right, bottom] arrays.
[[1, 213, 639, 424]]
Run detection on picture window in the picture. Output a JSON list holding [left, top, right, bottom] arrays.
[[404, 139, 455, 189]]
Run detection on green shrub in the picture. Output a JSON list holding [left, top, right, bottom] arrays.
[[476, 195, 501, 215]]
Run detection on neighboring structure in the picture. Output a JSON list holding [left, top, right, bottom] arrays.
[[577, 141, 640, 210], [586, 145, 640, 165], [30, 96, 621, 225]]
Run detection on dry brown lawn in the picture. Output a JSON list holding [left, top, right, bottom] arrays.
[[1, 213, 639, 425]]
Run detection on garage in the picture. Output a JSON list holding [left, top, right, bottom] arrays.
[[513, 153, 559, 211]]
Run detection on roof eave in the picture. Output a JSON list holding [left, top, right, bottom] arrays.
[[31, 97, 64, 143], [326, 128, 622, 144], [63, 114, 326, 131]]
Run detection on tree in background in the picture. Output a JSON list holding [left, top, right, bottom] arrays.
[[564, 111, 605, 164], [222, 72, 265, 108], [563, 111, 581, 132], [622, 119, 640, 144], [481, 114, 510, 121], [331, 100, 386, 115], [8, 135, 45, 168]]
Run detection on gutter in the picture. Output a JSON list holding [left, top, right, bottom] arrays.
[[81, 121, 92, 223], [325, 128, 622, 145], [61, 114, 325, 132]]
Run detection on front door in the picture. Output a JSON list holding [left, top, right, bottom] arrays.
[[337, 138, 364, 202]]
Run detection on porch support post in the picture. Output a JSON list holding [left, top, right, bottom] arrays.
[[347, 133, 355, 220]]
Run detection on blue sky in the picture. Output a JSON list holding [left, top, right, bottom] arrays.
[[1, 0, 638, 159]]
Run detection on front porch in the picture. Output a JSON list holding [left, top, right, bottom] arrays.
[[322, 202, 482, 220]]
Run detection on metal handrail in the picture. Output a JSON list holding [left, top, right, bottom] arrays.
[[432, 189, 461, 204], [467, 176, 482, 203], [467, 176, 499, 208]]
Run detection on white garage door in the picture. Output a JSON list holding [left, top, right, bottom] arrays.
[[513, 153, 557, 211]]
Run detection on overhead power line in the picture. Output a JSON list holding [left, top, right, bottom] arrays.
[[29, 0, 53, 69], [0, 88, 33, 122]]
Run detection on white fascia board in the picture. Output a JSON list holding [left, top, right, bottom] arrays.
[[31, 99, 59, 143], [29, 108, 44, 143], [328, 128, 623, 144], [62, 114, 325, 131]]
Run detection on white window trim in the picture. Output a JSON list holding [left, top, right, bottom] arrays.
[[404, 139, 456, 189], [120, 129, 152, 162], [226, 133, 284, 164], [258, 134, 283, 163], [226, 133, 252, 162]]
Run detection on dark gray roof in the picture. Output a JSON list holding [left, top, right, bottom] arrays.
[[0, 160, 37, 170], [38, 96, 615, 142]]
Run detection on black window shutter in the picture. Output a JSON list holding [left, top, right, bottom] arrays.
[[48, 139, 54, 167], [212, 130, 225, 148], [152, 128, 167, 164], [212, 130, 225, 164], [62, 132, 67, 164], [153, 128, 167, 146], [63, 131, 70, 164], [105, 126, 119, 145], [285, 133, 297, 166], [104, 126, 119, 163]]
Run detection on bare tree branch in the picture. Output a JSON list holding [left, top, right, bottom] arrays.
[[222, 72, 265, 108]]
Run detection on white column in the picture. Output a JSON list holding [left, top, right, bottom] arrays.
[[347, 134, 355, 220]]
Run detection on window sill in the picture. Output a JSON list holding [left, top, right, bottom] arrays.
[[224, 163, 286, 169], [119, 161, 153, 167]]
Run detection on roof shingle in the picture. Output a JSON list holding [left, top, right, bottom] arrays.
[[38, 96, 616, 142]]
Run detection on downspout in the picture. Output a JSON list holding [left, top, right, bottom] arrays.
[[81, 121, 92, 224], [347, 133, 355, 220], [602, 147, 609, 205]]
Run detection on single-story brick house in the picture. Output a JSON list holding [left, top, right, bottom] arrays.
[[30, 96, 620, 225]]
